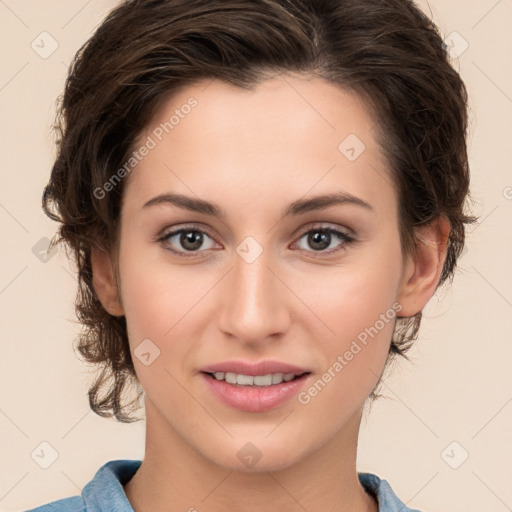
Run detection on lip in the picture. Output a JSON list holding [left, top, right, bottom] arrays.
[[200, 359, 310, 376], [201, 372, 310, 412], [199, 359, 311, 413]]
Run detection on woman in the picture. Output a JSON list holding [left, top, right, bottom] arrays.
[[28, 0, 475, 510]]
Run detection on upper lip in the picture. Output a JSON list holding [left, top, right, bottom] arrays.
[[201, 359, 310, 376]]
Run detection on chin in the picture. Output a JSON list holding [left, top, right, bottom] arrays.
[[196, 435, 310, 474]]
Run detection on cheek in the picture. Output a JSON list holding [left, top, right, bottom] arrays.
[[118, 260, 206, 400], [121, 265, 207, 347], [302, 254, 401, 344], [296, 247, 402, 393], [294, 272, 398, 424], [116, 231, 196, 352]]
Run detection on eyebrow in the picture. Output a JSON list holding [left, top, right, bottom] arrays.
[[142, 191, 373, 218]]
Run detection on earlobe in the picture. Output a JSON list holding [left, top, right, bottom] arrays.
[[90, 246, 124, 317], [396, 216, 451, 317]]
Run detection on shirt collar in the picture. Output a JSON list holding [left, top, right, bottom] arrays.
[[83, 460, 420, 512], [81, 459, 141, 511], [358, 472, 421, 511]]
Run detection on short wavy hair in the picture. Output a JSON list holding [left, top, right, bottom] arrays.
[[43, 0, 477, 422]]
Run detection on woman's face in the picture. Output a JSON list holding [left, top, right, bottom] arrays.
[[109, 74, 415, 471]]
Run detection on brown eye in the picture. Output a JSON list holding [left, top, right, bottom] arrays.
[[159, 227, 217, 256], [178, 230, 204, 251], [294, 227, 355, 256]]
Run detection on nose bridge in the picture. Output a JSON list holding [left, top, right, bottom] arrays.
[[218, 242, 290, 342]]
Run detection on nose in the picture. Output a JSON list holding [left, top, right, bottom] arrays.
[[217, 246, 291, 348]]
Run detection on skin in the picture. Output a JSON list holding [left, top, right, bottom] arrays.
[[91, 74, 450, 512]]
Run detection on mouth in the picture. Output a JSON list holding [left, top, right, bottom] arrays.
[[199, 360, 312, 412]]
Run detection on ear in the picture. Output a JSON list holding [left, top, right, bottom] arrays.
[[396, 216, 451, 317], [90, 246, 124, 317]]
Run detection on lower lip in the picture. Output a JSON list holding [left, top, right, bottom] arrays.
[[201, 372, 310, 412]]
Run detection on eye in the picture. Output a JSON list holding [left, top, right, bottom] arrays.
[[157, 223, 356, 259], [158, 226, 217, 257], [292, 225, 355, 256]]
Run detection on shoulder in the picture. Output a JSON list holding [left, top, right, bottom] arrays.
[[25, 459, 142, 512], [358, 472, 423, 512]]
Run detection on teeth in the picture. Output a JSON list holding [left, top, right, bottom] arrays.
[[254, 374, 272, 386], [225, 372, 237, 384], [237, 374, 255, 385], [212, 371, 301, 386], [271, 373, 284, 384]]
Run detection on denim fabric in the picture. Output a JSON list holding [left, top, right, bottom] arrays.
[[26, 459, 422, 511]]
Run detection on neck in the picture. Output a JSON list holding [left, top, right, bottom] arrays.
[[124, 402, 378, 512]]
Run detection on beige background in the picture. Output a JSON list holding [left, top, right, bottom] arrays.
[[1, 1, 511, 511]]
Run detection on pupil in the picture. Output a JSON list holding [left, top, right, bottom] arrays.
[[309, 231, 330, 251], [181, 231, 203, 250]]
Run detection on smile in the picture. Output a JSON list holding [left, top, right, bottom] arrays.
[[201, 371, 311, 413]]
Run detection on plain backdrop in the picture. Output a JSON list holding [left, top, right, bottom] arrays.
[[0, 1, 511, 511]]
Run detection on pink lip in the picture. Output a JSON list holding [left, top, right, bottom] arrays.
[[199, 359, 311, 413], [201, 372, 310, 412], [200, 359, 310, 376]]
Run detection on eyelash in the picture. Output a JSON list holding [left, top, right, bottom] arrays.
[[156, 223, 356, 259]]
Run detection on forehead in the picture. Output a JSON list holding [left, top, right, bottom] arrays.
[[122, 75, 396, 219]]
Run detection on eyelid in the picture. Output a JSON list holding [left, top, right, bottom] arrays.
[[293, 221, 355, 240], [157, 222, 215, 240]]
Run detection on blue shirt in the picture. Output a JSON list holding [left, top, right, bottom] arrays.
[[26, 459, 422, 511]]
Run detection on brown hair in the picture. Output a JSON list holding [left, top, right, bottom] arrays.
[[43, 0, 477, 422]]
